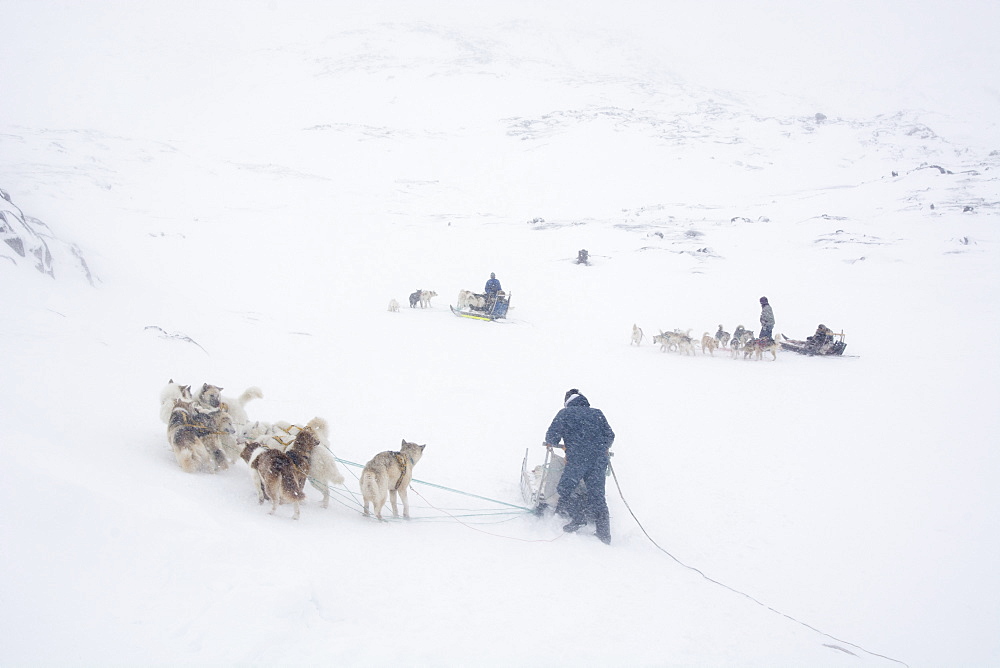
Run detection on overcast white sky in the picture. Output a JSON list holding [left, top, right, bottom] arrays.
[[2, 0, 997, 139]]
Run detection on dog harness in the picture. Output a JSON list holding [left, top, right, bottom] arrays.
[[248, 445, 268, 467], [392, 452, 410, 490]]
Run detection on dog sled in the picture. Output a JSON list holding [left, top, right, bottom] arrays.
[[520, 446, 564, 513], [450, 290, 510, 321], [780, 326, 847, 356]]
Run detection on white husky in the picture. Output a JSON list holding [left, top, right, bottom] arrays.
[[360, 440, 426, 520], [418, 290, 437, 308], [457, 289, 486, 310], [630, 324, 644, 346], [159, 379, 192, 424]]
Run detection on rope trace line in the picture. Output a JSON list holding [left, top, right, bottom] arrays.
[[329, 450, 533, 511], [609, 463, 909, 668], [409, 486, 563, 542], [311, 444, 534, 522]]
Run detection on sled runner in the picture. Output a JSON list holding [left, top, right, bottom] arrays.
[[451, 290, 510, 321], [780, 326, 847, 356]]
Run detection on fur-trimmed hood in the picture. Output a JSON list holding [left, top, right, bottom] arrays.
[[564, 389, 590, 408]]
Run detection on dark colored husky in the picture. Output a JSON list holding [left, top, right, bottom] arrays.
[[241, 426, 320, 519]]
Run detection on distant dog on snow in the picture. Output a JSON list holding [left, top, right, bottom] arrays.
[[730, 327, 754, 359], [419, 290, 437, 308], [676, 329, 696, 356], [701, 333, 718, 356], [744, 336, 779, 361], [653, 330, 676, 352], [630, 324, 644, 346], [195, 383, 263, 427], [409, 290, 422, 308], [457, 289, 486, 310], [240, 421, 321, 519], [715, 325, 730, 349], [388, 298, 400, 312], [360, 440, 426, 520]]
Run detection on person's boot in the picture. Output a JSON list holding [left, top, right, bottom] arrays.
[[595, 512, 611, 545], [554, 499, 570, 519]]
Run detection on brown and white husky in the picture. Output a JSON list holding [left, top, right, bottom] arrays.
[[240, 422, 320, 519]]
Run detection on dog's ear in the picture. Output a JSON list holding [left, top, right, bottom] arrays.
[[420, 444, 426, 451], [401, 439, 407, 448]]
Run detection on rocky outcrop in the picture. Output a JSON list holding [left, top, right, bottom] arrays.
[[0, 188, 95, 285]]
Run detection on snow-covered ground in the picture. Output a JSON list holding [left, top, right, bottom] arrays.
[[2, 2, 998, 666]]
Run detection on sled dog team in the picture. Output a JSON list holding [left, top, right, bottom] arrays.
[[632, 323, 778, 361], [159, 379, 424, 520]]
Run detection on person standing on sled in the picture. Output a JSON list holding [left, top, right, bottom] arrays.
[[543, 389, 615, 545], [759, 296, 775, 342]]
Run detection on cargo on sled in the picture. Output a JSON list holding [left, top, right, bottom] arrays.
[[450, 289, 510, 321], [780, 324, 847, 356]]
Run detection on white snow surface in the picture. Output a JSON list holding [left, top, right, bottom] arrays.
[[1, 2, 999, 666]]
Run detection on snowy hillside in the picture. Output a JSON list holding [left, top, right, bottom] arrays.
[[1, 3, 998, 667]]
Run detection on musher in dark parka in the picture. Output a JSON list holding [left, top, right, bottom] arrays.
[[544, 389, 616, 544], [759, 296, 774, 342], [484, 272, 502, 309]]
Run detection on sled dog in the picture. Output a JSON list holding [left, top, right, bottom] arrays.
[[360, 440, 426, 520], [701, 333, 717, 356], [189, 407, 238, 469], [304, 420, 345, 508], [388, 298, 400, 312], [676, 329, 696, 356], [166, 399, 214, 473], [159, 379, 192, 424], [195, 384, 263, 427], [240, 422, 321, 519], [745, 336, 779, 361], [715, 325, 730, 349], [457, 289, 486, 310], [418, 290, 437, 308], [653, 330, 679, 352], [243, 418, 344, 508], [731, 328, 754, 359], [630, 324, 644, 346], [409, 290, 422, 308]]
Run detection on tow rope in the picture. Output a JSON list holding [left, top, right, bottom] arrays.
[[608, 462, 909, 668]]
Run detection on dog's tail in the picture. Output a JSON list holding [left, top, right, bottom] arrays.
[[174, 447, 198, 473], [235, 386, 264, 408], [305, 416, 329, 440], [359, 467, 380, 499]]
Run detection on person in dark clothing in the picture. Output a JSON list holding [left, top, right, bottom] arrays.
[[484, 272, 501, 297], [484, 272, 502, 309], [543, 389, 616, 544], [759, 296, 775, 342], [806, 323, 834, 352]]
